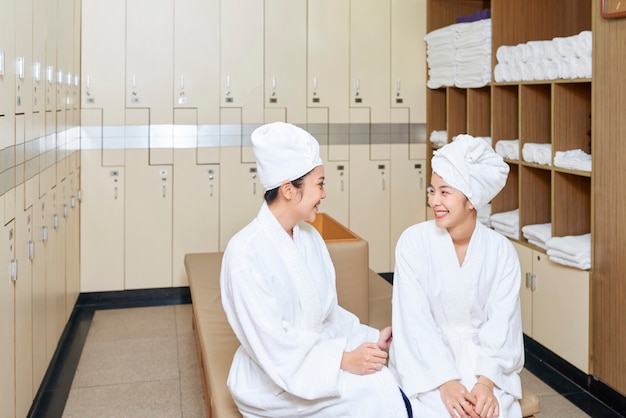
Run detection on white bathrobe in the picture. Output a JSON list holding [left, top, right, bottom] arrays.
[[389, 220, 524, 417], [221, 203, 408, 418]]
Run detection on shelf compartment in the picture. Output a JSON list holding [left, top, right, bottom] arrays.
[[447, 87, 468, 138], [553, 82, 592, 155], [520, 166, 551, 236], [426, 0, 491, 33], [491, 162, 518, 214], [520, 84, 551, 145], [553, 172, 590, 237], [467, 87, 491, 137], [427, 88, 447, 134], [492, 85, 519, 143]]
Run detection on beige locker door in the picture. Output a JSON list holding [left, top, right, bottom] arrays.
[[264, 0, 307, 125], [32, 196, 48, 390], [218, 145, 264, 251], [45, 0, 57, 113], [220, 0, 264, 123], [349, 143, 391, 272], [44, 189, 60, 360], [126, 0, 173, 124], [514, 242, 534, 337], [0, 0, 15, 119], [15, 185, 33, 417], [319, 157, 350, 228], [65, 171, 80, 313], [32, 0, 46, 113], [56, 111, 67, 184], [125, 149, 173, 289], [0, 217, 16, 418], [390, 151, 426, 269], [391, 0, 427, 124], [172, 149, 219, 286], [57, 0, 74, 112], [53, 182, 68, 331], [532, 253, 590, 373], [15, 0, 33, 115], [174, 0, 220, 124], [81, 0, 125, 125], [350, 0, 391, 125], [307, 0, 350, 125], [80, 150, 125, 292]]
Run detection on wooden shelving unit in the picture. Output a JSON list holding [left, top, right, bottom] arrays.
[[425, 0, 594, 376]]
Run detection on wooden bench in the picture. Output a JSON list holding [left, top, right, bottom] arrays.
[[184, 214, 540, 418]]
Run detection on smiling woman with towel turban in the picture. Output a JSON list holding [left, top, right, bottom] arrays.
[[220, 122, 412, 418], [389, 135, 525, 418]]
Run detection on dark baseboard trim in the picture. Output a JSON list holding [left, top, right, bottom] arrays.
[[28, 287, 192, 418], [524, 334, 626, 417]]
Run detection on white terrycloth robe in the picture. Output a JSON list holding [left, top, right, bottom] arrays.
[[389, 220, 524, 417], [221, 203, 407, 418]]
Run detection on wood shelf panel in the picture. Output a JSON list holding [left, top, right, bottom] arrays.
[[467, 87, 491, 137], [427, 88, 447, 133], [553, 82, 592, 154], [520, 84, 551, 144], [492, 85, 519, 142], [447, 87, 468, 138], [553, 172, 591, 237], [491, 162, 518, 214], [520, 166, 551, 230]]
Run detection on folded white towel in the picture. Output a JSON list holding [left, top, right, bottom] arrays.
[[547, 254, 591, 270], [522, 223, 552, 243], [527, 238, 548, 250], [490, 209, 519, 239], [546, 233, 591, 258], [554, 149, 592, 172], [522, 143, 552, 165], [495, 139, 519, 160]]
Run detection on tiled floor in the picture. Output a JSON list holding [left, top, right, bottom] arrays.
[[61, 305, 614, 418], [62, 305, 206, 417]]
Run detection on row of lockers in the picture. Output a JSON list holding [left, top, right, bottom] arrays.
[[80, 0, 427, 126]]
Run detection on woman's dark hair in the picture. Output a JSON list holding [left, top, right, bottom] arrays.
[[264, 173, 307, 204]]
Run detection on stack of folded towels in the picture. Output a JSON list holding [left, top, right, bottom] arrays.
[[553, 149, 592, 172], [522, 143, 552, 165], [425, 17, 492, 88], [429, 130, 448, 147], [495, 139, 519, 160], [424, 24, 461, 88], [494, 30, 592, 82], [521, 223, 552, 250], [545, 233, 591, 270], [454, 19, 492, 88], [490, 209, 519, 239]]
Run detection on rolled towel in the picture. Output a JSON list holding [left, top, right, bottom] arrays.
[[522, 143, 552, 165], [574, 30, 592, 58], [429, 130, 448, 147], [495, 139, 519, 160]]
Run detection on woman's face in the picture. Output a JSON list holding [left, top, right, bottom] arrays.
[[427, 172, 474, 230], [294, 165, 326, 223]]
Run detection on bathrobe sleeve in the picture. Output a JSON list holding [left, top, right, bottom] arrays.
[[390, 223, 462, 397]]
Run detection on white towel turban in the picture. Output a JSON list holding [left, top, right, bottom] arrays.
[[251, 122, 323, 191], [431, 134, 509, 210]]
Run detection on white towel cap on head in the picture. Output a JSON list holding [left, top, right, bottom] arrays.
[[431, 134, 509, 210], [251, 122, 323, 191]]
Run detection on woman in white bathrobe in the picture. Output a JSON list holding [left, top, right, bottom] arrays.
[[221, 122, 411, 418], [389, 135, 524, 418]]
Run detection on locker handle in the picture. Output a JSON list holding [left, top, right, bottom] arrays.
[[10, 259, 17, 281], [114, 186, 118, 200], [53, 214, 59, 229], [28, 240, 35, 261], [63, 204, 69, 218], [180, 75, 185, 90], [313, 77, 318, 90], [0, 50, 4, 76], [162, 185, 167, 198], [132, 75, 137, 90], [340, 179, 344, 192], [42, 226, 48, 243], [16, 57, 25, 80], [86, 75, 91, 90], [210, 184, 214, 197], [531, 274, 537, 291], [226, 75, 231, 90], [396, 79, 401, 91], [253, 182, 257, 195], [381, 178, 386, 191], [272, 76, 276, 91], [525, 272, 531, 288], [355, 78, 360, 90]]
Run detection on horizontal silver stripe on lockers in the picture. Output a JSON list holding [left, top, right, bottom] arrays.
[[80, 123, 427, 150]]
